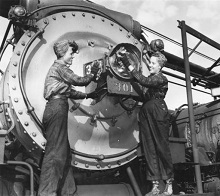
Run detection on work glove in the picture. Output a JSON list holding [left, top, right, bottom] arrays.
[[91, 61, 100, 76], [120, 54, 135, 70], [86, 91, 98, 99]]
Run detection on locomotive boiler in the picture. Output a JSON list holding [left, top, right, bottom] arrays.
[[1, 0, 220, 196]]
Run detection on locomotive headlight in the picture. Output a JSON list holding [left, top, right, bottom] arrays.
[[109, 43, 141, 80], [8, 5, 27, 20], [13, 6, 27, 17]]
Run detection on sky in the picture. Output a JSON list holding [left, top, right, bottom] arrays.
[[1, 0, 220, 110]]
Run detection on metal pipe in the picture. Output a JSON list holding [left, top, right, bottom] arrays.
[[126, 166, 142, 196], [0, 20, 12, 54], [142, 25, 216, 62], [6, 161, 34, 196], [179, 20, 203, 193], [0, 35, 14, 62], [168, 80, 211, 95], [188, 40, 202, 57]]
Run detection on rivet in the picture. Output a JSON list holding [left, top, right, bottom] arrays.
[[33, 141, 36, 144], [12, 74, 16, 78], [24, 122, 29, 126], [74, 161, 78, 165], [21, 41, 25, 46], [28, 106, 34, 112], [108, 44, 113, 50], [96, 164, 101, 169], [85, 163, 89, 168], [92, 15, 95, 19], [107, 164, 111, 168], [43, 19, 48, 24], [5, 112, 8, 116], [52, 16, 56, 20], [14, 98, 19, 102], [16, 51, 20, 56], [18, 110, 23, 115], [119, 28, 122, 31], [101, 18, 105, 22], [82, 13, 85, 17], [62, 13, 66, 18], [117, 161, 121, 165], [98, 154, 105, 160], [126, 157, 130, 161], [13, 62, 17, 66], [7, 118, 11, 122], [32, 132, 37, 137], [12, 86, 16, 90], [24, 130, 27, 133], [110, 22, 114, 26], [72, 13, 75, 17], [127, 32, 131, 38], [41, 142, 46, 146], [143, 49, 147, 54], [134, 40, 138, 44], [88, 41, 95, 47], [27, 32, 31, 37]]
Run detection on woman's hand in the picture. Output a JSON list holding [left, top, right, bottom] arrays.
[[121, 54, 135, 71]]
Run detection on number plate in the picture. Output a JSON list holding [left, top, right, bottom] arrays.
[[84, 59, 104, 75], [107, 76, 138, 96]]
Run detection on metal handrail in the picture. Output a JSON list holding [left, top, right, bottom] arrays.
[[6, 161, 34, 196]]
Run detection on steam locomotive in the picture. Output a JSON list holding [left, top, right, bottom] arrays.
[[0, 0, 220, 195]]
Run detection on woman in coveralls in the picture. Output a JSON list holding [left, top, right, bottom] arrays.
[[120, 42, 174, 196]]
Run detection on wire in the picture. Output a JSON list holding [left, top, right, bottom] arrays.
[[141, 25, 216, 62]]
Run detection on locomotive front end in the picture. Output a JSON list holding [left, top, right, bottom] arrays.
[[0, 0, 149, 195]]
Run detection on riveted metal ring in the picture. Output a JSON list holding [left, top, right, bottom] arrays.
[[8, 20, 48, 151], [9, 11, 143, 169]]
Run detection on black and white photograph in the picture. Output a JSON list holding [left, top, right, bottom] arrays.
[[0, 0, 220, 195]]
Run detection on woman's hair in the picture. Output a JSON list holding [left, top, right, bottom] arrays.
[[53, 40, 78, 59], [151, 52, 167, 68]]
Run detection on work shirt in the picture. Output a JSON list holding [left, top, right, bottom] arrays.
[[131, 70, 168, 101], [44, 60, 94, 100]]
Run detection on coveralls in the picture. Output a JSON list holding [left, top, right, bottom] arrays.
[[38, 60, 93, 196], [132, 70, 174, 181]]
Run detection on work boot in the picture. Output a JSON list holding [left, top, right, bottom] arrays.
[[159, 178, 173, 196], [145, 181, 160, 196]]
